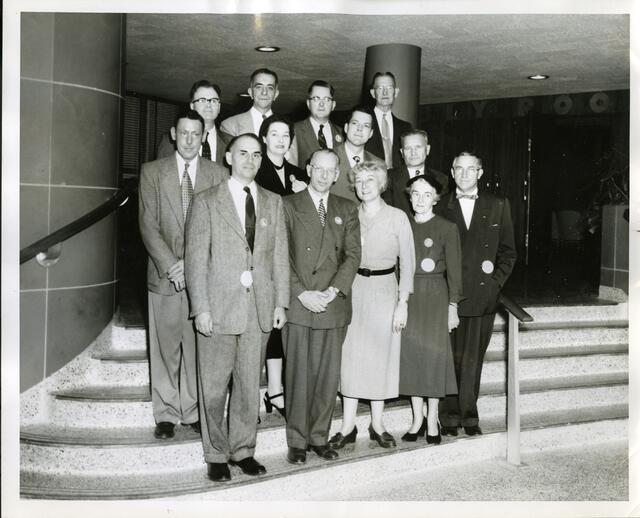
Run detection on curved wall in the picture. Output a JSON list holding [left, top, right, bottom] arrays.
[[20, 13, 125, 391]]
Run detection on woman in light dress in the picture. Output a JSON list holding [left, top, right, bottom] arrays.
[[329, 161, 415, 450], [400, 175, 462, 444]]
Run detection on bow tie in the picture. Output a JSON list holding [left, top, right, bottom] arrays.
[[456, 193, 478, 200]]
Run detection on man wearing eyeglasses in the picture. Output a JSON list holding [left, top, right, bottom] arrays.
[[157, 80, 230, 164], [281, 148, 361, 465], [220, 68, 280, 138], [332, 105, 385, 203], [365, 72, 412, 170], [435, 151, 516, 438], [290, 80, 344, 167]]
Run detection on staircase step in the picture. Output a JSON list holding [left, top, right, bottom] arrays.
[[93, 350, 148, 362], [21, 412, 627, 500]]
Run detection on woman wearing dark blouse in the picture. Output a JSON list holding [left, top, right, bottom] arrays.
[[256, 114, 308, 418]]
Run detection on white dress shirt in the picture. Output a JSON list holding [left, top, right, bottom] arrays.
[[175, 153, 198, 186], [250, 106, 273, 135], [309, 118, 333, 149], [344, 141, 364, 169], [228, 176, 258, 228], [374, 106, 394, 143], [408, 166, 424, 179], [307, 186, 330, 214], [457, 188, 478, 229]]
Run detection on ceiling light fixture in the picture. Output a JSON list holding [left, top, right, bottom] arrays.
[[238, 92, 251, 98], [528, 74, 549, 80], [255, 45, 280, 53]]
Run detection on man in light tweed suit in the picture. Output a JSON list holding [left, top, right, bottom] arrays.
[[185, 133, 289, 482]]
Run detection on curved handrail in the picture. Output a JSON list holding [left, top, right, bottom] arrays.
[[499, 293, 533, 323], [20, 188, 130, 264]]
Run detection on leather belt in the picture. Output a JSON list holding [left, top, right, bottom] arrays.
[[357, 266, 396, 277]]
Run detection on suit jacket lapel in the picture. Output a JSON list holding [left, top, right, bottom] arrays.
[[194, 159, 213, 193], [216, 181, 246, 242], [162, 158, 184, 226], [254, 186, 270, 251]]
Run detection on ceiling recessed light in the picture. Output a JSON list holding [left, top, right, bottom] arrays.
[[255, 45, 280, 53], [528, 74, 549, 80], [238, 92, 251, 98]]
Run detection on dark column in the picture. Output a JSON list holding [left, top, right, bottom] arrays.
[[362, 44, 422, 127], [20, 13, 125, 391]]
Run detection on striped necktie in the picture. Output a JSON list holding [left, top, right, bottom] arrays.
[[318, 198, 326, 227], [181, 161, 193, 219]]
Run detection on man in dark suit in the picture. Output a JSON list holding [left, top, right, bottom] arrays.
[[365, 71, 412, 170], [185, 133, 289, 482], [220, 68, 279, 137], [332, 105, 385, 203], [138, 109, 227, 440], [282, 148, 361, 465], [156, 80, 231, 164], [290, 80, 344, 167], [435, 151, 517, 437], [384, 129, 450, 217]]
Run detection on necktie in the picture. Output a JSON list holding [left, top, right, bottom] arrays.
[[353, 156, 360, 165], [243, 186, 256, 252], [381, 113, 392, 168], [317, 124, 328, 149], [318, 198, 326, 227], [414, 169, 421, 178], [201, 132, 211, 160], [456, 193, 479, 200], [181, 161, 193, 219]]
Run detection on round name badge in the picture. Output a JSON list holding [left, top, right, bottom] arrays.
[[334, 216, 343, 225], [424, 237, 433, 248], [240, 270, 253, 287], [421, 258, 435, 272], [481, 260, 494, 274], [335, 134, 343, 143], [260, 217, 268, 227]]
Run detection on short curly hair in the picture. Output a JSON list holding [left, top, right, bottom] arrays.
[[348, 161, 389, 194]]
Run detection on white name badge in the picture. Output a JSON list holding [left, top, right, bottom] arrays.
[[240, 270, 253, 287], [481, 260, 494, 274], [421, 258, 435, 272], [334, 216, 343, 225], [260, 217, 268, 227], [424, 238, 433, 248]]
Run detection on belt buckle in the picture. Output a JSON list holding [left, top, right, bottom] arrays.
[[360, 268, 371, 277]]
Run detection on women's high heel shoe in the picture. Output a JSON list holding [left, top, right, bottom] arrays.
[[368, 424, 396, 448], [401, 418, 427, 442], [426, 422, 441, 445], [263, 392, 286, 418]]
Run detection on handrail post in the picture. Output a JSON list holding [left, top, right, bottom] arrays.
[[506, 311, 521, 465]]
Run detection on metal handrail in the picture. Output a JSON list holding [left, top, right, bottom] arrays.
[[20, 188, 130, 264], [498, 293, 533, 466]]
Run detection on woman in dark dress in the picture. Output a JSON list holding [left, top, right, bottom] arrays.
[[399, 174, 462, 444], [256, 114, 308, 417]]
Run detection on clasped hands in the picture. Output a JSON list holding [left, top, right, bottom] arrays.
[[298, 288, 338, 313]]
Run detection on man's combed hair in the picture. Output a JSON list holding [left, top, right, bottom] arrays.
[[455, 151, 483, 168], [307, 80, 335, 97], [371, 71, 396, 88], [173, 109, 204, 130], [250, 68, 279, 86], [189, 80, 221, 101]]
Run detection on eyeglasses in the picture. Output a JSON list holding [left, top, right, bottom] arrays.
[[308, 96, 333, 103], [309, 165, 337, 175], [192, 97, 221, 105], [453, 166, 480, 175], [410, 191, 434, 200]]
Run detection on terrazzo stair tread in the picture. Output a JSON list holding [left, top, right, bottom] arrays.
[[93, 350, 148, 362], [20, 415, 627, 500], [52, 385, 151, 402], [484, 341, 628, 361], [486, 326, 628, 352], [22, 383, 627, 448]]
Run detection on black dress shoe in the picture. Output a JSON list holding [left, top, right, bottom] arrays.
[[464, 425, 483, 436], [207, 462, 231, 482], [368, 424, 396, 448], [426, 423, 442, 444], [329, 426, 358, 449], [182, 421, 201, 435], [229, 457, 266, 476], [401, 418, 427, 442], [154, 421, 175, 439], [308, 444, 339, 460], [440, 425, 459, 437], [287, 447, 307, 465]]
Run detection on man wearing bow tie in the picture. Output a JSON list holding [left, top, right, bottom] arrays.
[[435, 151, 516, 437]]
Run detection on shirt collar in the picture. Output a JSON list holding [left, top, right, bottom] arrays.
[[175, 152, 198, 174], [374, 106, 393, 120], [229, 175, 257, 195], [309, 117, 330, 133], [307, 185, 329, 208]]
